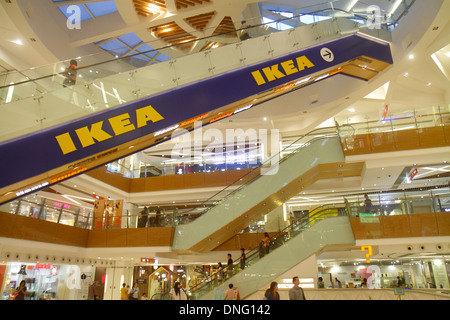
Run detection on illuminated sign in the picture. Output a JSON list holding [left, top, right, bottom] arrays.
[[179, 113, 209, 127], [55, 105, 164, 155], [53, 202, 71, 209], [51, 166, 87, 183], [16, 181, 49, 197], [209, 111, 234, 124], [154, 124, 179, 137], [251, 55, 315, 86], [36, 263, 52, 269], [141, 258, 155, 263]]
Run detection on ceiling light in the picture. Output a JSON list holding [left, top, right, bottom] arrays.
[[11, 39, 23, 45], [426, 82, 432, 86], [409, 54, 415, 60], [348, 108, 355, 112], [403, 72, 409, 77]]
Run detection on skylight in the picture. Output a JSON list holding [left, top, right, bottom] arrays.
[[57, 1, 118, 22]]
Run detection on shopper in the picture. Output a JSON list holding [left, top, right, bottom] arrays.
[[129, 283, 140, 300], [289, 277, 306, 300], [88, 281, 100, 300], [140, 293, 149, 300], [14, 280, 27, 300], [318, 277, 325, 288], [62, 59, 78, 87], [217, 262, 224, 282], [225, 284, 239, 300], [226, 253, 233, 278], [266, 281, 280, 300], [169, 282, 188, 300], [364, 194, 373, 213], [335, 277, 342, 288], [262, 232, 270, 254], [120, 283, 128, 300], [240, 248, 246, 270]]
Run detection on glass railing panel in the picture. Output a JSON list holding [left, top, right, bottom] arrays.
[[189, 215, 354, 300], [0, 15, 400, 143], [171, 52, 215, 87], [172, 133, 344, 251]]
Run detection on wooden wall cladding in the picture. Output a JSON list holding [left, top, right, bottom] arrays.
[[350, 213, 450, 239], [1, 210, 448, 249], [86, 167, 257, 193], [342, 125, 450, 156], [87, 227, 174, 247]]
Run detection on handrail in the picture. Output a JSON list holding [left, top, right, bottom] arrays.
[[186, 205, 343, 298], [105, 109, 450, 179], [0, 1, 414, 90]]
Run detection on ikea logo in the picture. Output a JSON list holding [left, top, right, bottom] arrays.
[[55, 105, 164, 155], [251, 55, 315, 86]]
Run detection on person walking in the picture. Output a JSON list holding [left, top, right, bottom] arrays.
[[225, 284, 239, 300], [266, 282, 280, 300], [289, 276, 306, 300]]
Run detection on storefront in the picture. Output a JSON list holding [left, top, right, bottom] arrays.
[[318, 256, 450, 289], [0, 262, 98, 300]]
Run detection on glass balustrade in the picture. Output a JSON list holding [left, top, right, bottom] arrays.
[[0, 1, 415, 142], [187, 209, 351, 299], [94, 106, 450, 179]]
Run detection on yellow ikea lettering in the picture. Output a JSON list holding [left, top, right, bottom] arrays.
[[109, 113, 135, 136], [55, 105, 164, 155], [251, 55, 315, 86], [136, 105, 164, 128], [75, 121, 113, 148]]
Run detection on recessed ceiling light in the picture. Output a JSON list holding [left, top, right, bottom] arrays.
[[409, 54, 415, 59], [403, 72, 409, 77], [11, 39, 23, 45], [427, 82, 432, 86]]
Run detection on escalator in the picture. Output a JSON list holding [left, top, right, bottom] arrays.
[[0, 18, 393, 205], [187, 206, 355, 300], [171, 127, 364, 253]]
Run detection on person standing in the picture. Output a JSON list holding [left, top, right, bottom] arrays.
[[262, 232, 270, 254], [120, 283, 128, 300], [62, 59, 78, 87], [226, 253, 233, 278], [289, 277, 306, 300], [88, 281, 99, 300], [240, 248, 246, 270], [129, 283, 139, 300], [169, 282, 188, 300], [364, 194, 373, 213], [14, 280, 27, 300]]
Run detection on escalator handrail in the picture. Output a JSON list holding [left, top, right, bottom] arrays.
[[0, 4, 401, 90], [180, 127, 339, 220], [187, 204, 347, 296]]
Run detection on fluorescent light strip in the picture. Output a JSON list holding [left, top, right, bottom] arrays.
[[6, 82, 14, 103]]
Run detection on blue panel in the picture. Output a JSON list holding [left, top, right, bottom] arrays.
[[100, 39, 129, 56], [0, 35, 392, 195], [118, 33, 142, 48], [85, 1, 118, 17], [136, 43, 158, 58]]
